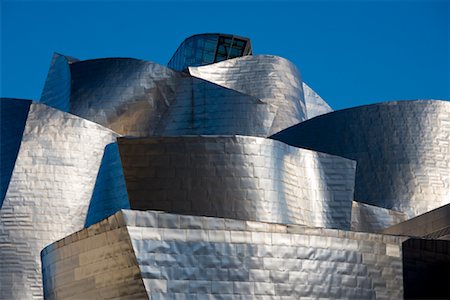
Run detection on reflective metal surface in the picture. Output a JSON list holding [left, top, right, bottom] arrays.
[[40, 53, 78, 112], [0, 98, 31, 207], [41, 57, 299, 137], [0, 102, 127, 299], [382, 203, 450, 240], [118, 136, 356, 229], [189, 55, 307, 134], [302, 82, 333, 119], [3, 33, 450, 299], [272, 100, 450, 218], [42, 209, 407, 299], [351, 201, 408, 233]]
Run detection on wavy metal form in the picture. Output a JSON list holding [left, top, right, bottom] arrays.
[[118, 136, 356, 230], [40, 57, 296, 137], [272, 100, 450, 217], [189, 55, 307, 134], [0, 98, 31, 206], [0, 102, 127, 299], [42, 210, 407, 299], [40, 53, 78, 112]]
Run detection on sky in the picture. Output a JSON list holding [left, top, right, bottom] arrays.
[[1, 0, 449, 110]]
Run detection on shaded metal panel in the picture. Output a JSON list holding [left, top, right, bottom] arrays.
[[351, 201, 408, 233], [41, 213, 148, 300], [402, 238, 450, 299], [42, 210, 407, 299], [39, 53, 78, 112], [303, 82, 333, 119], [0, 98, 31, 207], [118, 136, 356, 229], [68, 58, 185, 136], [189, 55, 307, 134], [53, 56, 299, 137], [85, 142, 130, 228], [0, 103, 120, 299], [271, 100, 450, 217], [154, 77, 278, 137], [383, 203, 450, 240]]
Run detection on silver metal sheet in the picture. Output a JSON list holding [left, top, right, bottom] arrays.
[[0, 98, 31, 207], [118, 136, 356, 230], [39, 53, 78, 112], [40, 57, 296, 138], [272, 100, 450, 218], [41, 209, 407, 299], [351, 201, 408, 233], [302, 82, 333, 119], [189, 55, 307, 134], [382, 203, 450, 240], [0, 103, 125, 299]]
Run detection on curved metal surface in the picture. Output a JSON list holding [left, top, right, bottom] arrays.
[[42, 209, 407, 299], [0, 98, 31, 207], [351, 201, 408, 233], [40, 53, 78, 112], [84, 142, 130, 227], [41, 57, 298, 137], [118, 136, 356, 230], [272, 100, 450, 217], [68, 58, 184, 136], [0, 103, 126, 299], [189, 55, 307, 134], [302, 82, 333, 119]]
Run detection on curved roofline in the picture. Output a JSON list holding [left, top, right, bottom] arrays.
[[188, 54, 298, 70], [288, 99, 450, 123]]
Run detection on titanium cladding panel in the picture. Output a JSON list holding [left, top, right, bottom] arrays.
[[42, 210, 407, 299], [118, 136, 356, 229], [0, 102, 126, 300], [0, 98, 31, 206], [40, 53, 78, 112], [189, 55, 308, 134], [302, 82, 333, 119], [41, 57, 296, 137], [351, 201, 408, 233], [272, 100, 450, 218]]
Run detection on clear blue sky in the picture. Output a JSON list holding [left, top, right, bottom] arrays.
[[1, 0, 449, 110]]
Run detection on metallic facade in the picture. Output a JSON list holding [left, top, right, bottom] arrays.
[[0, 102, 128, 299], [351, 201, 408, 233], [2, 33, 450, 299], [272, 100, 450, 218], [118, 136, 356, 229], [40, 56, 304, 137], [189, 55, 307, 134], [382, 203, 450, 240], [302, 82, 333, 119], [0, 98, 31, 206], [42, 210, 408, 300]]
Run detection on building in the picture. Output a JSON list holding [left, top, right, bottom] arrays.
[[1, 33, 449, 299]]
